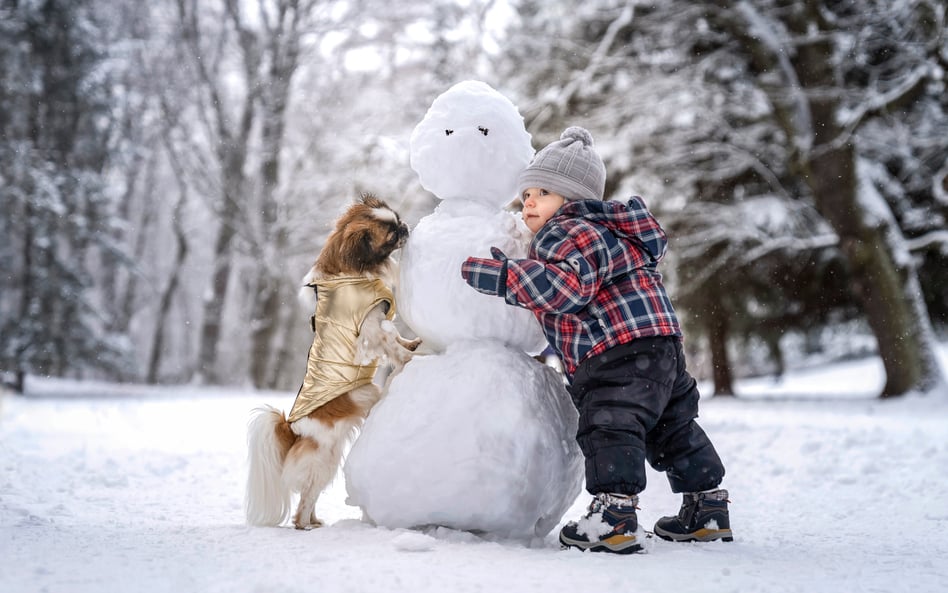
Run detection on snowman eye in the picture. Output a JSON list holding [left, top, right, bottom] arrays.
[[477, 126, 489, 136], [445, 129, 454, 136]]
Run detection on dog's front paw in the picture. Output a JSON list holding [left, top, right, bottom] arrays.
[[403, 337, 422, 352], [391, 348, 414, 368]]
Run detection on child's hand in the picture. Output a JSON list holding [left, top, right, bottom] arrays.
[[461, 247, 509, 297]]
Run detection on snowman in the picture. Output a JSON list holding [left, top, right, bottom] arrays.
[[344, 81, 583, 540]]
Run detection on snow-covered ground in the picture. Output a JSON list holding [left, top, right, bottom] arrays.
[[2, 346, 947, 593]]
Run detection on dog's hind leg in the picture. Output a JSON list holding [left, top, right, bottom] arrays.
[[284, 433, 338, 530], [284, 438, 319, 530], [293, 462, 335, 529], [293, 482, 322, 530]]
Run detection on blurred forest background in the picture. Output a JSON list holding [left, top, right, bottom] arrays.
[[1, 0, 946, 398]]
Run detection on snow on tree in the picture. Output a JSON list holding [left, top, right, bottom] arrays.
[[0, 0, 136, 392], [502, 0, 947, 397]]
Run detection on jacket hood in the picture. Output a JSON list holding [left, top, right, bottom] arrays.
[[556, 197, 668, 262]]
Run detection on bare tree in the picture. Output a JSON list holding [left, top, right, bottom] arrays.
[[237, 0, 311, 388], [167, 0, 263, 383]]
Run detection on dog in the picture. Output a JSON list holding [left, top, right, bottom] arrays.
[[244, 194, 420, 529]]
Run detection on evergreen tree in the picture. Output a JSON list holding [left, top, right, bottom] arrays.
[[0, 0, 134, 392]]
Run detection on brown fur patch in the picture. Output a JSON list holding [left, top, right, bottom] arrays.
[[274, 415, 298, 460], [285, 434, 320, 465], [309, 393, 364, 427]]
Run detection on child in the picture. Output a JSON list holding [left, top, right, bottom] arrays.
[[461, 126, 731, 554]]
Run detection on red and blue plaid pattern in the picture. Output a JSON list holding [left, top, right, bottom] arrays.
[[460, 247, 509, 297], [461, 197, 681, 377]]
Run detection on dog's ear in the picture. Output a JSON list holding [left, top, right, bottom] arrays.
[[340, 227, 382, 272]]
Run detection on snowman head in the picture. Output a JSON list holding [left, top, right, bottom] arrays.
[[410, 81, 534, 207]]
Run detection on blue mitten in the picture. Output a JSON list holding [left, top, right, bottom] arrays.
[[461, 247, 509, 297]]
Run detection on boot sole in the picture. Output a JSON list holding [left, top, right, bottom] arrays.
[[653, 525, 733, 542], [559, 532, 644, 554]]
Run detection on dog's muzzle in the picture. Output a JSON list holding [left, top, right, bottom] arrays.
[[396, 222, 410, 247]]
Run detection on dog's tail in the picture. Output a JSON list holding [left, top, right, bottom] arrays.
[[244, 405, 297, 526]]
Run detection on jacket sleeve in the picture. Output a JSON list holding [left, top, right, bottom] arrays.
[[503, 224, 612, 315]]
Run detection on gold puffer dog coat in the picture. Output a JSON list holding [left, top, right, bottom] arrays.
[[287, 276, 395, 423]]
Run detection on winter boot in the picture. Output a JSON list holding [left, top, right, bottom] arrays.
[[559, 493, 644, 554], [653, 488, 733, 542]]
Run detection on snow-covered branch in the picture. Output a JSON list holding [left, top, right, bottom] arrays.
[[819, 65, 933, 158], [673, 192, 839, 293], [740, 233, 838, 264], [906, 230, 948, 254], [534, 3, 635, 129], [935, 162, 948, 206]]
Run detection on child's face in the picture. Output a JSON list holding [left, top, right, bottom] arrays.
[[521, 188, 566, 233]]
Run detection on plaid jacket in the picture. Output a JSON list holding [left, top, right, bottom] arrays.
[[461, 197, 681, 377]]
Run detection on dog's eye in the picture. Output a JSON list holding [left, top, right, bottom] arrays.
[[478, 126, 489, 136], [445, 129, 454, 136]]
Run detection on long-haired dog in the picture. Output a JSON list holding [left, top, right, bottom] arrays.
[[245, 195, 420, 529]]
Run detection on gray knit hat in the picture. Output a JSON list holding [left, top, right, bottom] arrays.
[[517, 126, 606, 202]]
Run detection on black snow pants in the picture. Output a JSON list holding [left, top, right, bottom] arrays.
[[568, 336, 725, 496]]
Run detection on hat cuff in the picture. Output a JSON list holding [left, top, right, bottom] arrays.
[[517, 169, 602, 201]]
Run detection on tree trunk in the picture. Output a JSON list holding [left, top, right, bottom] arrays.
[[196, 211, 236, 384], [249, 276, 282, 387], [269, 303, 303, 390], [705, 292, 735, 396], [797, 34, 943, 397], [14, 198, 35, 395], [148, 150, 190, 384], [113, 152, 153, 337], [806, 144, 941, 396], [102, 156, 140, 329], [176, 0, 257, 385], [246, 3, 301, 389], [248, 108, 289, 388]]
